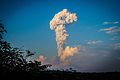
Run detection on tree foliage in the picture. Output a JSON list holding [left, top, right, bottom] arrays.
[[0, 23, 51, 74]]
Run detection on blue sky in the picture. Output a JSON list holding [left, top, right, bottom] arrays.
[[0, 0, 120, 72]]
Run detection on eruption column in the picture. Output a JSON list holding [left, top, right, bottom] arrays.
[[50, 9, 79, 62]]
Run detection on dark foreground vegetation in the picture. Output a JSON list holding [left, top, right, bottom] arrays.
[[1, 70, 120, 80], [0, 23, 120, 80]]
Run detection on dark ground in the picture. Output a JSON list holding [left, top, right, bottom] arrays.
[[1, 71, 120, 80]]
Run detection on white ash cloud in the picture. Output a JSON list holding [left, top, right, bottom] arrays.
[[50, 9, 79, 62]]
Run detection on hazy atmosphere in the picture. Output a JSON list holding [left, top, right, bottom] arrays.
[[0, 0, 120, 72]]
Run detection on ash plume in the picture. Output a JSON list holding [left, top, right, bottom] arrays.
[[50, 9, 79, 62]]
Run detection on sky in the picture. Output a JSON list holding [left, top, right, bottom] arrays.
[[0, 0, 120, 72]]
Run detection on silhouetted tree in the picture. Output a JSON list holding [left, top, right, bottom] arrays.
[[0, 23, 51, 75]]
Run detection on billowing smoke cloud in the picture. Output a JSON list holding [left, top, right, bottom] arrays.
[[50, 9, 79, 62], [36, 55, 46, 62]]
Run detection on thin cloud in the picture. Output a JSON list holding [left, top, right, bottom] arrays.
[[99, 26, 120, 34], [111, 36, 120, 40], [99, 26, 117, 31], [102, 21, 119, 25], [114, 43, 120, 49], [87, 40, 103, 45]]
